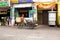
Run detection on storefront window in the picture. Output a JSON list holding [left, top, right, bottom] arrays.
[[15, 7, 32, 18]]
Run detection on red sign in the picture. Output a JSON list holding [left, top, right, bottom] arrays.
[[20, 10, 27, 12]]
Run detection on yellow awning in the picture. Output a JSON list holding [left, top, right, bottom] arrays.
[[37, 2, 56, 9]]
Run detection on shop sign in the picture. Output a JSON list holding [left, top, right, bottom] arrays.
[[20, 10, 27, 12], [38, 2, 56, 9], [0, 2, 8, 7], [11, 0, 18, 4], [18, 0, 32, 3]]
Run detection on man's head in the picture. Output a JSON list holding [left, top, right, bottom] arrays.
[[22, 14, 24, 17]]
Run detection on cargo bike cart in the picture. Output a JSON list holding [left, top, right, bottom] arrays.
[[16, 17, 37, 29]]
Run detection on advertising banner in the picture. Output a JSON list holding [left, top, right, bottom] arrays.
[[18, 0, 32, 3], [38, 2, 56, 9], [0, 2, 8, 7], [11, 0, 18, 4], [11, 0, 32, 4]]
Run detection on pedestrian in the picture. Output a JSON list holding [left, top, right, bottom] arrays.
[[8, 17, 11, 26]]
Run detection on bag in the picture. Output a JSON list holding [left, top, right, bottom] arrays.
[[16, 17, 21, 23]]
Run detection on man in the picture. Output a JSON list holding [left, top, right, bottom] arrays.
[[19, 14, 25, 27]]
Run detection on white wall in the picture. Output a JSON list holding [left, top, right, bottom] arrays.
[[13, 3, 32, 8], [33, 0, 57, 2]]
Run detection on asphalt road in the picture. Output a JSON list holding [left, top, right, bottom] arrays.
[[0, 25, 60, 40]]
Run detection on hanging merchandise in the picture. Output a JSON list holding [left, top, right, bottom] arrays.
[[38, 2, 56, 9], [0, 12, 7, 14], [10, 8, 12, 17], [29, 10, 36, 18], [11, 0, 18, 4], [16, 11, 19, 17]]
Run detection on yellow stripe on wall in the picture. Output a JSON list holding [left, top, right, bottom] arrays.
[[57, 2, 60, 24]]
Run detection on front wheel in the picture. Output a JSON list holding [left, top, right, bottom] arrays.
[[29, 26, 34, 29], [49, 25, 55, 27]]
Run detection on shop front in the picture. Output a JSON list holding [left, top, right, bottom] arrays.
[[0, 1, 10, 26], [36, 2, 57, 26], [10, 0, 37, 27], [14, 3, 32, 24]]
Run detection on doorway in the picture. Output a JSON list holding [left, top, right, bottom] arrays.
[[37, 10, 43, 24], [42, 10, 48, 25], [37, 10, 48, 25]]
